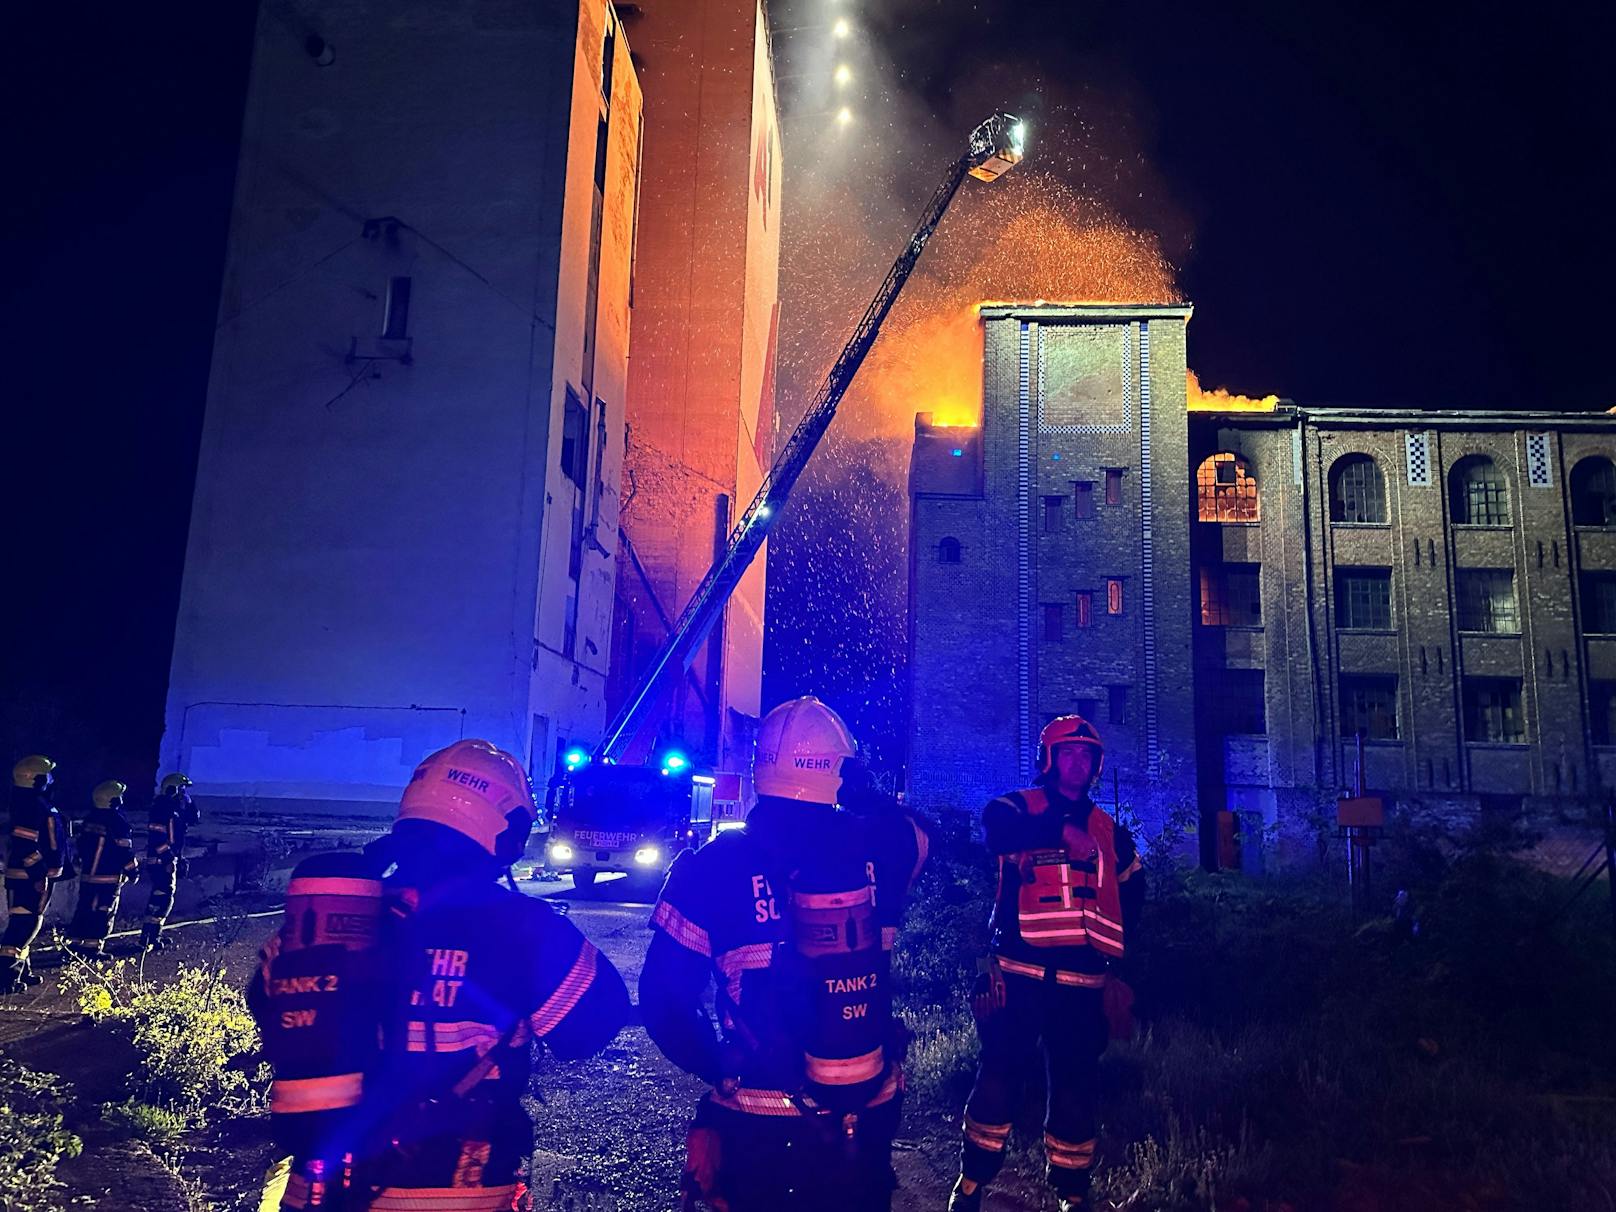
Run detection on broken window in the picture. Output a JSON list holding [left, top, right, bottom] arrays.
[[1340, 675, 1398, 740], [1330, 454, 1387, 524], [1195, 452, 1259, 523], [1456, 569, 1520, 634], [1449, 455, 1510, 526]]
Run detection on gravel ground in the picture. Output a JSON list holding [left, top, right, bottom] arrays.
[[1, 872, 1050, 1211]]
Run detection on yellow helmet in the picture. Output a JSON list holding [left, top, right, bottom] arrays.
[[12, 755, 56, 789], [159, 773, 193, 793], [93, 780, 129, 810]]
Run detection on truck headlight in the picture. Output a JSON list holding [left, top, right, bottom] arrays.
[[633, 846, 660, 866], [549, 841, 574, 863]]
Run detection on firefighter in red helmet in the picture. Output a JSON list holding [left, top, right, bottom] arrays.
[[948, 715, 1143, 1212], [640, 697, 933, 1211], [249, 739, 631, 1211]]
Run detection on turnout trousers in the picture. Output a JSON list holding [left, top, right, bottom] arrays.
[[960, 968, 1108, 1202], [362, 1097, 533, 1212], [703, 1093, 902, 1212], [69, 880, 123, 955], [141, 858, 179, 945], [1, 876, 53, 985]]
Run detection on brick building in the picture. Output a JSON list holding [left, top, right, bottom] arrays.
[[909, 302, 1616, 850]]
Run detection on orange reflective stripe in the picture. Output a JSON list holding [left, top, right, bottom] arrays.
[[964, 1113, 1012, 1152], [286, 876, 383, 898], [529, 941, 597, 1036], [650, 900, 711, 956], [269, 1072, 364, 1113], [1044, 1133, 1097, 1170], [714, 942, 773, 1005], [368, 1186, 517, 1211], [994, 955, 1107, 988], [805, 1046, 883, 1086]]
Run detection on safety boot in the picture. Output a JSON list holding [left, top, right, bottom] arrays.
[[1057, 1197, 1091, 1212], [947, 1177, 984, 1212]]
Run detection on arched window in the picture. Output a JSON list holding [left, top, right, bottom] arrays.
[[1330, 454, 1387, 524], [1571, 456, 1616, 527], [1449, 455, 1510, 526], [1195, 452, 1259, 522], [937, 537, 962, 564]]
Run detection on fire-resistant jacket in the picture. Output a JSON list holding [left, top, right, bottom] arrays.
[[367, 826, 632, 1153], [77, 803, 140, 886], [146, 789, 200, 863], [6, 785, 65, 883], [640, 796, 931, 1112], [984, 785, 1142, 979]]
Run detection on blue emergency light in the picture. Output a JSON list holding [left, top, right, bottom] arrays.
[[564, 747, 590, 770]]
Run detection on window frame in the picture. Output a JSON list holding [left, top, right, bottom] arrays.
[[1329, 454, 1388, 525], [1582, 571, 1616, 635], [1570, 456, 1616, 528], [1455, 568, 1521, 635], [1041, 602, 1064, 642], [1463, 677, 1526, 744], [937, 537, 962, 565], [1334, 567, 1394, 632], [1199, 562, 1262, 628], [1449, 455, 1511, 527], [1340, 674, 1399, 740], [1195, 452, 1260, 524]]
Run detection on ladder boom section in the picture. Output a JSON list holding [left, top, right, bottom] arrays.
[[598, 112, 1024, 761]]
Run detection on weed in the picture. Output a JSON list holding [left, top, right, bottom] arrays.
[[0, 1057, 83, 1212]]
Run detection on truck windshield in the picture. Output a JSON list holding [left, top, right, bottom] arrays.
[[564, 770, 681, 831]]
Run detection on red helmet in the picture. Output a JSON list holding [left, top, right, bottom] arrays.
[[397, 739, 536, 859], [1037, 715, 1105, 779]]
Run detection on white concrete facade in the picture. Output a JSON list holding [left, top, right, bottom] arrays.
[[162, 0, 642, 813]]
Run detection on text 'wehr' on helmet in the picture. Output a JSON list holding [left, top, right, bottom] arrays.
[[754, 697, 858, 805], [397, 739, 537, 862]]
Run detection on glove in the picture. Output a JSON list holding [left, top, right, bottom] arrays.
[[970, 957, 1007, 1022], [1103, 976, 1136, 1041], [679, 1124, 728, 1211]]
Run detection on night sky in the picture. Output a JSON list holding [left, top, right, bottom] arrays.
[[4, 3, 1611, 800]]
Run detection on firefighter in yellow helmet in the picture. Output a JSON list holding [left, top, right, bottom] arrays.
[[948, 716, 1143, 1212], [3, 755, 66, 993], [248, 738, 631, 1211], [641, 697, 933, 1211], [67, 781, 142, 960], [140, 772, 199, 951]]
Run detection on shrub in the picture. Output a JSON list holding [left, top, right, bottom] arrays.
[[0, 1057, 83, 1212], [101, 1097, 190, 1146], [64, 958, 266, 1126]]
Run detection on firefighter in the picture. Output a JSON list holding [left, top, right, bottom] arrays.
[[67, 780, 141, 959], [141, 771, 200, 951], [3, 755, 67, 993], [948, 715, 1143, 1212], [250, 739, 632, 1211], [640, 697, 932, 1212]]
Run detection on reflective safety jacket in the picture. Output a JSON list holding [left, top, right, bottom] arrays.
[[7, 785, 65, 882], [146, 790, 200, 863], [77, 804, 140, 885], [642, 796, 931, 1113], [984, 786, 1141, 977]]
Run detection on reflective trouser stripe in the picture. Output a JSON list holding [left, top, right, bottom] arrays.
[[995, 956, 1108, 988], [1044, 1133, 1097, 1170], [269, 1072, 364, 1113], [10, 828, 39, 841], [285, 876, 383, 898], [963, 1113, 1012, 1152], [368, 1185, 517, 1210]]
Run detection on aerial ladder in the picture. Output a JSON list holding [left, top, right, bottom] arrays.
[[597, 111, 1026, 766]]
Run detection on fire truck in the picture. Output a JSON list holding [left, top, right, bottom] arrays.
[[544, 112, 1025, 885]]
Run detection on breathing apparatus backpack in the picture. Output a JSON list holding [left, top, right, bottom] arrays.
[[257, 851, 386, 1166], [781, 823, 898, 1113]]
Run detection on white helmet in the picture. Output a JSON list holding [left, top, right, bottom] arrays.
[[754, 697, 857, 804]]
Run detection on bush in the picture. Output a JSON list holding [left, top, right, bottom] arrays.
[[64, 958, 267, 1126], [0, 1057, 82, 1212], [101, 1097, 190, 1146]]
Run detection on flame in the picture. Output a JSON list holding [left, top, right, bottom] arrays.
[[1185, 369, 1280, 412]]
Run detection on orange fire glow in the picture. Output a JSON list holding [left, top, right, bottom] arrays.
[[842, 176, 1180, 439], [1185, 369, 1280, 412]]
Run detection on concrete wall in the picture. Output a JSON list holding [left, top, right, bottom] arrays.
[[162, 0, 640, 810], [610, 0, 779, 775]]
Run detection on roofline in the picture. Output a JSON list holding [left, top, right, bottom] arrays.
[[977, 302, 1193, 321], [1192, 404, 1616, 429]]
